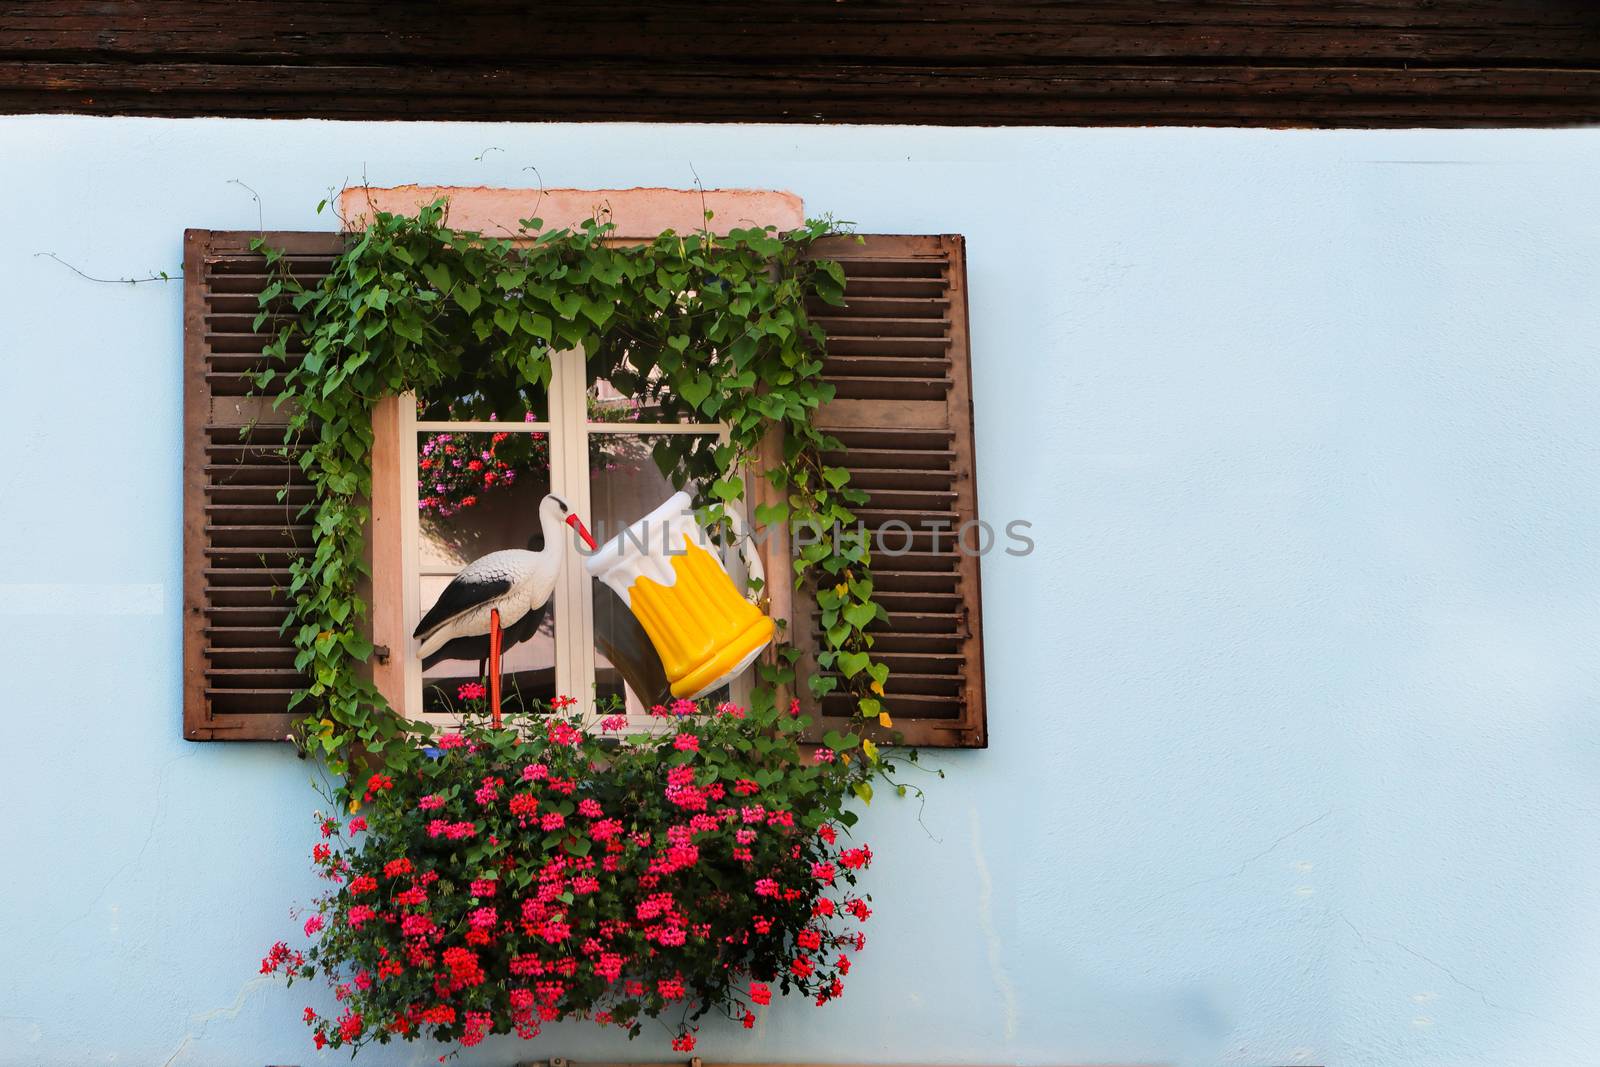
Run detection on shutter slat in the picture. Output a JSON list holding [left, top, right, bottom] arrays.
[[808, 315, 949, 338], [205, 489, 313, 507], [841, 471, 953, 493], [205, 648, 299, 663], [208, 256, 339, 275], [184, 229, 345, 741], [824, 355, 951, 378], [819, 335, 953, 356], [795, 234, 987, 749], [207, 350, 306, 368], [204, 566, 293, 582], [846, 486, 958, 506], [850, 508, 960, 525], [205, 604, 298, 620], [826, 376, 953, 402], [870, 636, 964, 655], [808, 293, 950, 314], [204, 440, 307, 454], [206, 330, 308, 349], [832, 256, 947, 274], [203, 689, 299, 703], [205, 594, 290, 612], [203, 293, 281, 312], [203, 463, 311, 480], [205, 506, 310, 525], [860, 550, 959, 570], [203, 550, 308, 566], [808, 276, 945, 299]]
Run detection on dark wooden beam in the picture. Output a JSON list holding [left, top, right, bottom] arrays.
[[4, 1, 1599, 127]]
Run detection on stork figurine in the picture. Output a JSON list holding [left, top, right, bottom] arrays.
[[414, 493, 597, 726]]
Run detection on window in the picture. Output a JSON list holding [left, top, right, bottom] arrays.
[[183, 228, 986, 748], [386, 347, 741, 726]]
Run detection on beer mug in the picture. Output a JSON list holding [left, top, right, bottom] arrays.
[[584, 491, 774, 699]]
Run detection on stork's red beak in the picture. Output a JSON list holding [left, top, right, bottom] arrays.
[[566, 512, 598, 551]]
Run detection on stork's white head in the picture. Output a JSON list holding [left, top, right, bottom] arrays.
[[540, 493, 597, 551]]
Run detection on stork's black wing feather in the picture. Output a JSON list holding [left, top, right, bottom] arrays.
[[421, 600, 548, 670], [413, 572, 514, 639]]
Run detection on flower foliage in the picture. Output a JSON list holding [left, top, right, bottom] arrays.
[[418, 427, 533, 518], [269, 693, 885, 1055], [418, 398, 639, 519], [254, 203, 895, 780]]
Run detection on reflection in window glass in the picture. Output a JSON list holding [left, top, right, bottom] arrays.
[[589, 352, 698, 424], [416, 431, 556, 717], [587, 432, 730, 716], [419, 573, 557, 718], [418, 430, 551, 539], [416, 372, 550, 423]]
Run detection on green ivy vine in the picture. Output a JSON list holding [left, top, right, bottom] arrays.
[[253, 201, 894, 783]]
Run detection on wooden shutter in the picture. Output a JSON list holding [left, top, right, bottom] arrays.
[[795, 234, 987, 748], [182, 229, 344, 740]]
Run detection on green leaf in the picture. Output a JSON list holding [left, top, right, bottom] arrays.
[[852, 781, 874, 805], [837, 651, 870, 678], [340, 633, 374, 660], [677, 374, 712, 409], [421, 262, 451, 291], [754, 501, 789, 526], [843, 602, 877, 630], [452, 284, 481, 312], [520, 309, 552, 339]]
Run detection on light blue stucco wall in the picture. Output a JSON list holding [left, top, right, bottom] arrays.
[[2, 116, 1598, 1067]]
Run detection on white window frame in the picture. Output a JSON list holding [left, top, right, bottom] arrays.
[[393, 345, 744, 727]]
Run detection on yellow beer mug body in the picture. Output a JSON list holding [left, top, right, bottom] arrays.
[[585, 492, 774, 699]]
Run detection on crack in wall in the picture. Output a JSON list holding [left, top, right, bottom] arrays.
[[970, 808, 1020, 1041], [158, 975, 274, 1067], [1337, 913, 1579, 1038], [1131, 807, 1336, 916], [29, 751, 198, 948]]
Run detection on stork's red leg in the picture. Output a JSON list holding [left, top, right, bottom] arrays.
[[489, 608, 503, 730]]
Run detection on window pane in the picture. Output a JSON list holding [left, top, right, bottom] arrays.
[[416, 430, 556, 717], [589, 354, 700, 424], [587, 432, 731, 715], [418, 572, 557, 718], [418, 430, 550, 536], [416, 376, 549, 422]]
